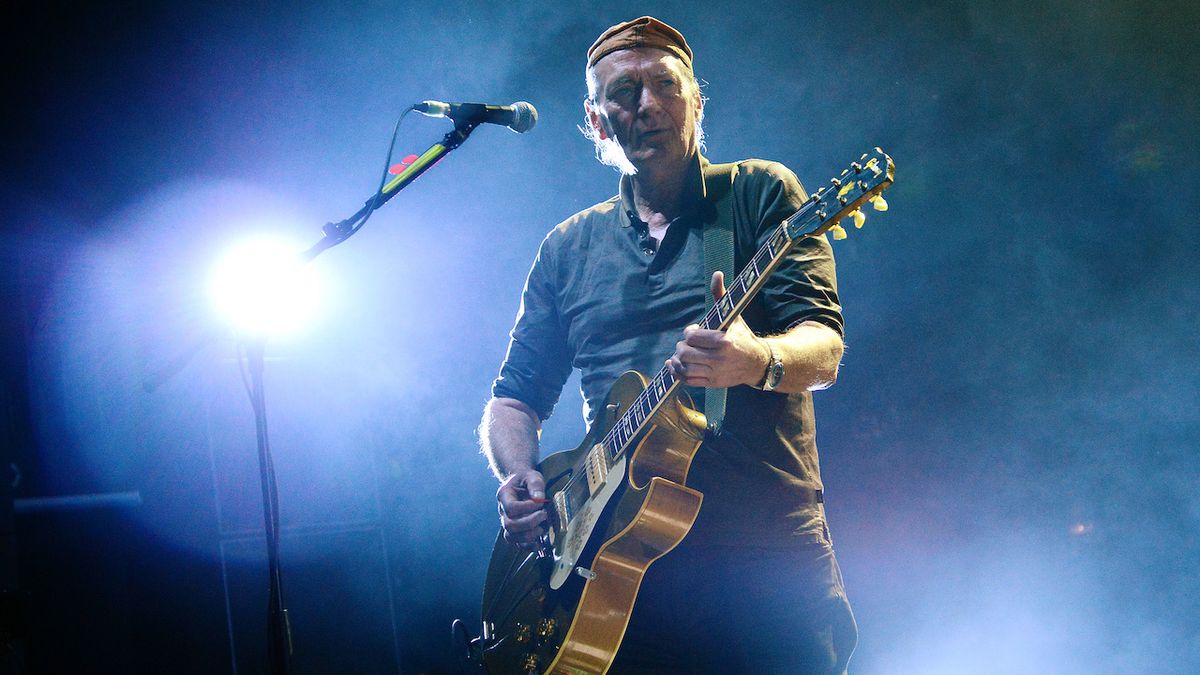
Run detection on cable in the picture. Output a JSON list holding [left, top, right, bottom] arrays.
[[339, 105, 417, 243]]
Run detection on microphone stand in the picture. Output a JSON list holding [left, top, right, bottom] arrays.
[[249, 117, 482, 675], [243, 337, 290, 675], [301, 119, 481, 262]]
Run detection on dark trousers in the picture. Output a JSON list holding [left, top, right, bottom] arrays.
[[607, 537, 857, 674]]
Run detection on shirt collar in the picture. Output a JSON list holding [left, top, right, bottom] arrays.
[[618, 153, 710, 227]]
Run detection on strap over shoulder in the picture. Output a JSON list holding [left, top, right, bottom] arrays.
[[701, 160, 739, 437]]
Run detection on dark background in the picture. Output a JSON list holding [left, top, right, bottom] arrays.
[[2, 1, 1198, 673]]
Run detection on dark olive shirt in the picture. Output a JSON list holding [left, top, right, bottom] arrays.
[[492, 155, 843, 546]]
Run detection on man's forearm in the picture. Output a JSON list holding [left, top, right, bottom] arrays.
[[759, 321, 845, 394], [479, 397, 542, 481]]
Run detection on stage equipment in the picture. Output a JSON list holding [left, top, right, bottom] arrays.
[[414, 100, 538, 133], [200, 100, 538, 675], [210, 239, 321, 338]]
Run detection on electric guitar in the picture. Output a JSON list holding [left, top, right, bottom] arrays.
[[473, 149, 894, 675]]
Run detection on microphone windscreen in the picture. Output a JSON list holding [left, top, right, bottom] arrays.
[[510, 101, 538, 133]]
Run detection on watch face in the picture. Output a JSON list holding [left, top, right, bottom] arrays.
[[765, 359, 784, 390]]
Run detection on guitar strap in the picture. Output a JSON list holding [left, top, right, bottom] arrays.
[[702, 161, 739, 438]]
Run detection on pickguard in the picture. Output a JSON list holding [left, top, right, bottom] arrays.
[[549, 455, 628, 590]]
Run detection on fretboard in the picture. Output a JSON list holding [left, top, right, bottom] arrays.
[[599, 205, 823, 462]]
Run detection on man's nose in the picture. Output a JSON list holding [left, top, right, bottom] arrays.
[[636, 86, 661, 116]]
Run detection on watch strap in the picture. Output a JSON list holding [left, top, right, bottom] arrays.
[[760, 339, 784, 392]]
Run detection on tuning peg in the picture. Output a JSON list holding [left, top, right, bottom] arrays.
[[869, 194, 888, 212], [850, 209, 866, 229], [830, 223, 848, 240]]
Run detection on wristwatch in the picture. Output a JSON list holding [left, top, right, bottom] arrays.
[[759, 339, 785, 392]]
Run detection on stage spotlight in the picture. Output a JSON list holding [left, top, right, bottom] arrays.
[[209, 238, 322, 337]]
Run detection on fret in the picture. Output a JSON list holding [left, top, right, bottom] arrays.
[[740, 267, 754, 289], [746, 254, 764, 288], [756, 248, 771, 271], [736, 270, 755, 302], [715, 298, 734, 327], [770, 230, 788, 258], [764, 236, 777, 259], [637, 392, 649, 413], [728, 280, 746, 306]]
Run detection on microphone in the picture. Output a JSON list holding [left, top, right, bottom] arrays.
[[414, 100, 538, 133]]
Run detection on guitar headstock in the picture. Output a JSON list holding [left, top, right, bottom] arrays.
[[788, 147, 894, 241]]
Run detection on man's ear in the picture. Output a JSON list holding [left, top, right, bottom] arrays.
[[584, 98, 608, 141]]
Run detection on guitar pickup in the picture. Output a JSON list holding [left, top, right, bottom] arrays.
[[584, 444, 610, 492], [552, 490, 570, 527]]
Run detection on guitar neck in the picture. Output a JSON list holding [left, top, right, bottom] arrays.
[[602, 210, 820, 460], [600, 147, 894, 463]]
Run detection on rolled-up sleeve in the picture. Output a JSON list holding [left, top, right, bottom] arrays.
[[490, 233, 573, 421], [749, 162, 844, 338]]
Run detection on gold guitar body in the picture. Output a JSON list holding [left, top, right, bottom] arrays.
[[480, 371, 708, 675]]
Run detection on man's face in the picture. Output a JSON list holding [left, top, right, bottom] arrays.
[[587, 48, 702, 174]]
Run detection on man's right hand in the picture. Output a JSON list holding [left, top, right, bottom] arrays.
[[496, 468, 548, 549]]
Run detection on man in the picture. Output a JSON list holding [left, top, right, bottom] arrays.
[[480, 16, 857, 674]]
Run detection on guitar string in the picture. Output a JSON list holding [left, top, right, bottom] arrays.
[[552, 218, 795, 507], [593, 225, 789, 458]]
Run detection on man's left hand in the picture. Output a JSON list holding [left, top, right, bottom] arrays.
[[666, 271, 770, 388]]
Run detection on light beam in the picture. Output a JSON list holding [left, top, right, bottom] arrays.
[[210, 238, 322, 338]]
